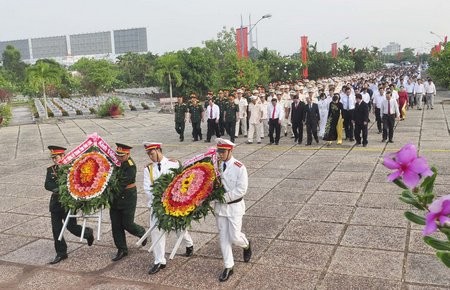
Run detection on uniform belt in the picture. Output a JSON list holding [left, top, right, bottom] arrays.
[[126, 183, 136, 189], [227, 197, 243, 204]]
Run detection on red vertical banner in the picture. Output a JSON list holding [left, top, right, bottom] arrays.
[[331, 43, 338, 58], [444, 36, 448, 45], [235, 27, 249, 58], [300, 36, 308, 78], [435, 44, 441, 53]]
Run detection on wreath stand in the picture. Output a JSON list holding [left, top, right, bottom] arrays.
[[58, 208, 103, 242], [136, 227, 187, 260]]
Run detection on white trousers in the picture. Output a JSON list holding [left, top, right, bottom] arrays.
[[150, 213, 193, 265], [235, 117, 247, 137], [248, 122, 262, 142], [216, 215, 249, 268], [260, 119, 268, 137], [319, 113, 328, 137]]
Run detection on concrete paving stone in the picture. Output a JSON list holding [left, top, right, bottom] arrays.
[[329, 247, 403, 280], [16, 269, 84, 290], [404, 284, 450, 290], [246, 201, 303, 219], [0, 263, 24, 284], [258, 240, 334, 271], [247, 177, 282, 188], [288, 167, 332, 180], [50, 245, 116, 272], [89, 280, 167, 290], [237, 264, 320, 290], [159, 231, 216, 257], [335, 162, 376, 172], [318, 273, 402, 290], [277, 178, 323, 191], [250, 167, 292, 179], [314, 148, 349, 156], [244, 186, 271, 200], [369, 172, 392, 183], [196, 236, 271, 262], [350, 208, 408, 228], [408, 230, 446, 255], [1, 239, 82, 266], [307, 191, 360, 206], [241, 153, 276, 162], [258, 159, 301, 170], [279, 220, 345, 244], [340, 225, 406, 251], [0, 197, 34, 212], [364, 181, 399, 194], [327, 171, 372, 182], [357, 193, 410, 210], [189, 214, 218, 233], [405, 253, 450, 286], [319, 180, 367, 193], [242, 216, 288, 238], [435, 174, 450, 185], [260, 188, 313, 203], [307, 155, 345, 164], [9, 198, 50, 216], [5, 216, 54, 239], [161, 257, 252, 290], [239, 160, 269, 169], [0, 212, 34, 232], [0, 233, 36, 256], [295, 204, 354, 223]]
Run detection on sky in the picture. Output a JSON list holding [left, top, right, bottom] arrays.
[[1, 0, 449, 55]]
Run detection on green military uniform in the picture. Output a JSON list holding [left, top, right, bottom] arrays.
[[174, 101, 188, 141], [217, 97, 227, 136], [46, 146, 93, 263], [110, 144, 146, 257], [224, 101, 239, 142], [189, 103, 204, 141]]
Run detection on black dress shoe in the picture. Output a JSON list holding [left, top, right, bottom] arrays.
[[49, 254, 68, 264], [112, 250, 128, 261], [219, 268, 234, 282], [388, 140, 394, 143], [185, 246, 194, 257], [86, 228, 94, 246], [142, 237, 148, 247], [349, 138, 355, 142], [243, 240, 252, 262], [381, 139, 386, 142], [148, 263, 166, 274]]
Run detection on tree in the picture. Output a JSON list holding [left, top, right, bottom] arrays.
[[26, 60, 62, 118], [428, 43, 450, 88], [154, 53, 182, 110], [71, 58, 120, 96], [116, 52, 158, 87], [2, 45, 26, 83]]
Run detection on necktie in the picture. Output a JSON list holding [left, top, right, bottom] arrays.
[[223, 162, 226, 172], [388, 100, 391, 115], [210, 106, 213, 119], [157, 163, 161, 171], [272, 106, 275, 119]]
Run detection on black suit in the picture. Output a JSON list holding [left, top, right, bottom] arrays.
[[352, 101, 369, 145], [304, 103, 320, 145], [291, 101, 305, 143]]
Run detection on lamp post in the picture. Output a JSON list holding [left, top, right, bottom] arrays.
[[248, 14, 272, 50], [338, 36, 350, 45], [430, 31, 444, 42]]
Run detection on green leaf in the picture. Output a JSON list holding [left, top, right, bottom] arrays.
[[424, 236, 450, 251], [420, 167, 438, 194], [399, 197, 425, 210], [401, 190, 415, 199], [393, 178, 408, 190], [404, 211, 426, 225], [436, 251, 450, 268]]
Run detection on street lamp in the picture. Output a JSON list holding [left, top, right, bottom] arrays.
[[248, 14, 272, 49], [430, 31, 444, 42], [338, 36, 350, 45]]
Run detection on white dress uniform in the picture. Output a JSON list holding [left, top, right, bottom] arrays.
[[215, 143, 249, 269], [143, 154, 193, 265], [318, 96, 331, 137]]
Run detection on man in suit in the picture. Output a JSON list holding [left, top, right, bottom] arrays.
[[304, 95, 320, 145], [380, 90, 400, 143], [290, 94, 305, 144], [352, 93, 369, 147]]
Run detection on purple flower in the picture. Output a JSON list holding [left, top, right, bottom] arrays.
[[383, 143, 433, 188], [423, 195, 450, 235]]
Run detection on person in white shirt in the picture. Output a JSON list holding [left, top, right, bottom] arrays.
[[143, 142, 194, 275], [405, 79, 415, 109], [340, 86, 356, 141], [380, 91, 400, 143], [424, 78, 437, 109], [205, 98, 220, 142], [372, 87, 385, 134], [259, 94, 269, 138], [267, 97, 284, 145], [234, 89, 248, 138], [246, 95, 264, 144], [414, 78, 425, 110]]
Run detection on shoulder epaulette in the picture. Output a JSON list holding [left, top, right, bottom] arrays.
[[168, 158, 179, 163], [146, 162, 153, 168], [128, 159, 134, 166], [234, 161, 243, 168]]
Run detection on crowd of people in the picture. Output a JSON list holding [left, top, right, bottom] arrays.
[[173, 65, 437, 146]]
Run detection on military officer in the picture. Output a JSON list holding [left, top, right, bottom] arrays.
[[110, 143, 147, 261], [188, 94, 204, 141], [142, 142, 194, 274], [217, 90, 227, 136], [215, 138, 252, 282], [223, 94, 239, 143], [45, 146, 94, 264], [174, 96, 188, 142]]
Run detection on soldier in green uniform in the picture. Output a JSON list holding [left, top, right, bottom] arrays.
[[188, 95, 204, 141], [45, 146, 94, 264], [224, 94, 239, 143], [217, 90, 227, 136], [174, 96, 188, 142], [110, 143, 147, 261]]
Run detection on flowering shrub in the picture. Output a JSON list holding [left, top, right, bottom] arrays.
[[384, 143, 450, 267]]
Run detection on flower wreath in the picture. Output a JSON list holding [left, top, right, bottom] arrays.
[[151, 156, 225, 232]]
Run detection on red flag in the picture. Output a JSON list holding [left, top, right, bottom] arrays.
[[331, 43, 338, 58], [300, 36, 308, 79], [235, 27, 248, 58], [436, 44, 441, 53], [444, 36, 448, 45]]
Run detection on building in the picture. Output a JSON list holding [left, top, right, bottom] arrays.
[[382, 42, 401, 55], [0, 28, 148, 65]]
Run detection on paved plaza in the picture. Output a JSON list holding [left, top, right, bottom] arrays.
[[0, 92, 450, 289]]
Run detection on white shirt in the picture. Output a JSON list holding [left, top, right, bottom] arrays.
[[235, 97, 248, 118], [380, 98, 400, 118], [413, 83, 425, 94], [372, 91, 386, 109], [267, 103, 284, 119], [361, 92, 370, 104], [259, 100, 268, 119], [205, 103, 220, 120], [248, 101, 263, 124], [340, 94, 356, 110], [405, 83, 415, 93], [424, 82, 436, 94], [143, 156, 179, 207]]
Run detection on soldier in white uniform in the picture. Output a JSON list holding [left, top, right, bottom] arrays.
[[142, 142, 194, 275], [215, 138, 252, 282]]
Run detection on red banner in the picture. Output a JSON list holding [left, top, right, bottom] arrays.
[[435, 44, 441, 53], [236, 27, 249, 58], [300, 36, 308, 78], [444, 36, 448, 45], [331, 43, 338, 58]]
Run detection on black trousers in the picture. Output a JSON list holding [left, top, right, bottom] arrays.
[[382, 114, 395, 141], [306, 123, 319, 144], [192, 122, 202, 141], [375, 108, 382, 132], [342, 109, 354, 139], [175, 121, 185, 138], [206, 119, 220, 141], [268, 118, 281, 143], [225, 121, 236, 142], [219, 118, 226, 136], [110, 206, 145, 252], [354, 123, 368, 145], [51, 210, 92, 255], [292, 121, 303, 143]]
